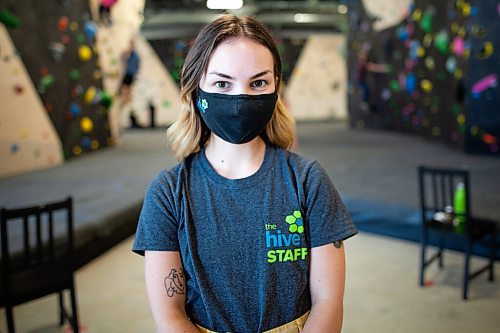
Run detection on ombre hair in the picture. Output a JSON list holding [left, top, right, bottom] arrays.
[[166, 14, 296, 161]]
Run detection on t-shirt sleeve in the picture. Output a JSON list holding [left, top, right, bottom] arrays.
[[304, 161, 358, 248], [132, 173, 180, 255]]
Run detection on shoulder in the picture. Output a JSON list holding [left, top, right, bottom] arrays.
[[147, 153, 198, 195], [271, 146, 323, 179], [149, 163, 182, 190]]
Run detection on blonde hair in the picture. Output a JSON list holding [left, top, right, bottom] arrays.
[[167, 14, 295, 161]]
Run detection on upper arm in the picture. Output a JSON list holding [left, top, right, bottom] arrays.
[[302, 161, 357, 249], [303, 242, 346, 333], [145, 251, 188, 329], [133, 174, 181, 255], [300, 161, 354, 326], [309, 242, 346, 306]]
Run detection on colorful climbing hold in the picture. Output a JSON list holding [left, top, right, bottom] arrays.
[[78, 45, 92, 62], [57, 16, 69, 31], [420, 79, 433, 93]]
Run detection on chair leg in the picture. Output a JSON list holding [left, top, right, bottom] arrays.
[[70, 283, 79, 333], [59, 291, 66, 325], [419, 236, 427, 286], [463, 239, 471, 300], [438, 236, 444, 268], [6, 305, 15, 333], [489, 233, 495, 282]]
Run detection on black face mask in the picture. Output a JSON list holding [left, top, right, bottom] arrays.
[[196, 88, 278, 144]]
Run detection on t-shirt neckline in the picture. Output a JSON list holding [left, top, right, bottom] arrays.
[[199, 144, 274, 189]]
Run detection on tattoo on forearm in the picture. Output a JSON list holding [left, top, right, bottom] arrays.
[[333, 240, 343, 249], [164, 268, 185, 297]]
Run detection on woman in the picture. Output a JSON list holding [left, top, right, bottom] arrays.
[[133, 14, 357, 333]]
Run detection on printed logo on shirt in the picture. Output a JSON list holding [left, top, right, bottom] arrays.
[[285, 210, 304, 233], [265, 210, 308, 264]]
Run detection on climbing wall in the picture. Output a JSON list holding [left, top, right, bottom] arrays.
[[149, 38, 191, 87], [0, 0, 181, 179], [1, 0, 112, 162], [89, 0, 181, 133], [348, 0, 500, 155], [286, 34, 348, 121], [463, 1, 500, 154], [123, 35, 181, 128], [276, 37, 307, 86], [0, 24, 64, 177]]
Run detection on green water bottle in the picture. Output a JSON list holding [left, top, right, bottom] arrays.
[[453, 182, 466, 233]]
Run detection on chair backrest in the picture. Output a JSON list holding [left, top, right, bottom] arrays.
[[0, 197, 74, 306], [418, 166, 471, 225]]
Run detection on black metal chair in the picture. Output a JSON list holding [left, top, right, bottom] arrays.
[[0, 197, 79, 332], [418, 165, 497, 300]]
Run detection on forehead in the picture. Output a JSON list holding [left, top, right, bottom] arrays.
[[206, 37, 274, 72]]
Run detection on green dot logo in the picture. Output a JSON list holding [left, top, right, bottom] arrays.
[[285, 211, 304, 233]]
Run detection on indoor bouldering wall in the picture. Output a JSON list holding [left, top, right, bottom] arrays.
[[1, 0, 112, 160], [463, 1, 500, 154], [286, 34, 348, 121], [348, 0, 500, 155], [0, 24, 64, 177], [89, 0, 181, 133]]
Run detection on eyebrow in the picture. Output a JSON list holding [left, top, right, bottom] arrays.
[[207, 70, 272, 80], [208, 72, 234, 80], [250, 70, 272, 80]]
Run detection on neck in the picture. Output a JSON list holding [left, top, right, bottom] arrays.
[[205, 135, 266, 179]]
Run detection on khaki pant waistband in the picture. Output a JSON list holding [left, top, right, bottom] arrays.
[[195, 311, 310, 333]]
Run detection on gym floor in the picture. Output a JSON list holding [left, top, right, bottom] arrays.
[[1, 122, 499, 332]]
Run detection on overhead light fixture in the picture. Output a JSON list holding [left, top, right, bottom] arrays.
[[294, 13, 305, 23], [293, 13, 315, 23], [338, 4, 348, 15], [207, 0, 243, 10]]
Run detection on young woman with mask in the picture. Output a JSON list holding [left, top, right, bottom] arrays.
[[133, 14, 357, 333]]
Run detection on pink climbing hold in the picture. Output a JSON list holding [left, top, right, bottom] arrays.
[[452, 36, 465, 56], [471, 74, 498, 94]]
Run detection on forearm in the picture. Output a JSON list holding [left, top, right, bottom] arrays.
[[302, 300, 343, 333], [145, 252, 197, 332]]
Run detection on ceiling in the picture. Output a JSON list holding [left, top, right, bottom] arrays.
[[141, 0, 348, 39]]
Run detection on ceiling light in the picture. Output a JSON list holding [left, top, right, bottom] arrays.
[[207, 0, 243, 10], [294, 13, 316, 23], [338, 4, 348, 15], [294, 13, 305, 23]]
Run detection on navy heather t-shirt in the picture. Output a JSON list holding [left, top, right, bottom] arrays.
[[132, 144, 357, 332]]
